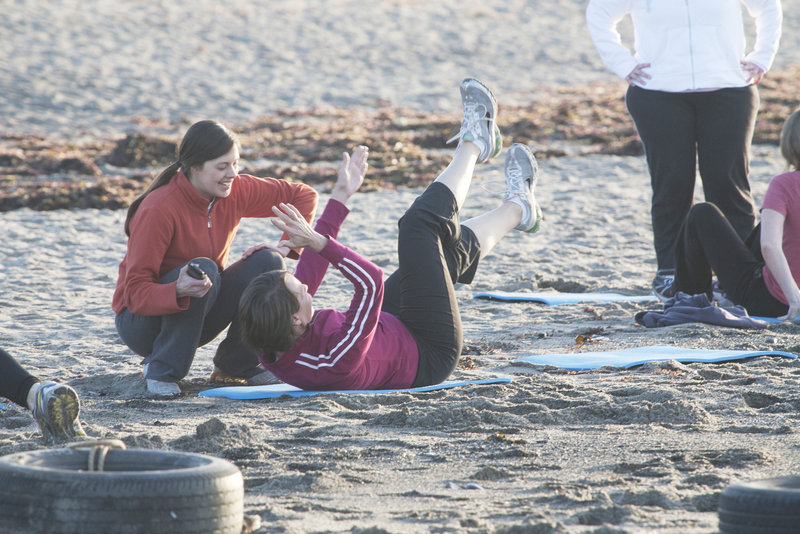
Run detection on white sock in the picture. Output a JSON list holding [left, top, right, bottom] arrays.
[[26, 382, 43, 412]]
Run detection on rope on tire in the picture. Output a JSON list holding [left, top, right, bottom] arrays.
[[67, 439, 127, 472]]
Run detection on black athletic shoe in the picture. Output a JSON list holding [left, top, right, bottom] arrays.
[[652, 269, 676, 301]]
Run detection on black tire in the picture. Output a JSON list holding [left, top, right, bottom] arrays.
[[718, 476, 800, 534], [0, 447, 244, 534]]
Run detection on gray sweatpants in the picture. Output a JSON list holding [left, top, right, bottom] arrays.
[[115, 249, 284, 381]]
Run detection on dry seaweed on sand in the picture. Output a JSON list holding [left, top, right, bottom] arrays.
[[3, 65, 799, 212]]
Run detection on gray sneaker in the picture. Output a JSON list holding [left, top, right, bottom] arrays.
[[32, 381, 85, 443], [446, 78, 501, 163], [503, 144, 542, 233]]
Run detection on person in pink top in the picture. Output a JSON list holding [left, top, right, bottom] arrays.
[[672, 108, 800, 320], [239, 79, 543, 390]]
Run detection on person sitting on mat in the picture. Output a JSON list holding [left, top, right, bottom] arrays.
[[238, 78, 542, 390], [671, 107, 800, 321], [0, 347, 85, 443]]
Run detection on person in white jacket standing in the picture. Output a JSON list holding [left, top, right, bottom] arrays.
[[586, 0, 782, 300]]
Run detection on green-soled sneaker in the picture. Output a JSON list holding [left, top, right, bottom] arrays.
[[503, 143, 542, 233]]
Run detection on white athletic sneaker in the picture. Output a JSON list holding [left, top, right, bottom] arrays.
[[146, 379, 181, 396], [446, 78, 502, 163], [503, 143, 542, 233], [32, 381, 86, 443]]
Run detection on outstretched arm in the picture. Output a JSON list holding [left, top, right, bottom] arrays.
[[270, 145, 369, 250], [273, 145, 369, 294], [761, 208, 800, 321], [240, 146, 366, 260]]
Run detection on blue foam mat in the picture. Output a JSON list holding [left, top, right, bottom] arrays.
[[473, 291, 657, 305], [513, 345, 797, 371], [199, 377, 512, 399], [751, 316, 800, 324]]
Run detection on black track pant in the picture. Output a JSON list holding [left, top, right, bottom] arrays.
[[627, 85, 758, 270], [674, 202, 787, 318], [0, 348, 38, 408], [381, 182, 482, 387]]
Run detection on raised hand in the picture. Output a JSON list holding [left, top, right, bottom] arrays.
[[331, 145, 369, 204]]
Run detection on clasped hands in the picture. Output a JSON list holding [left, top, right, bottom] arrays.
[[242, 145, 369, 259]]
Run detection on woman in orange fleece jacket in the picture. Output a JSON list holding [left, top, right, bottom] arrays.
[[112, 120, 318, 396]]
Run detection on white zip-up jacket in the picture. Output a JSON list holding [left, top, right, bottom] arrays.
[[586, 0, 782, 92]]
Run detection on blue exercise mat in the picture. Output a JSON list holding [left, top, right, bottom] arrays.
[[473, 291, 657, 305], [199, 377, 512, 399], [751, 316, 800, 324], [513, 345, 797, 371]]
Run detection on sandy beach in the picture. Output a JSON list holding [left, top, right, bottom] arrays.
[[2, 1, 800, 532]]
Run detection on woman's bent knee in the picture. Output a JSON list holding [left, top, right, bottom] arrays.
[[688, 202, 723, 225], [189, 257, 220, 282], [246, 249, 285, 272]]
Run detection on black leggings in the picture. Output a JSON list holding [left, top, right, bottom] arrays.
[[674, 202, 787, 318], [0, 348, 38, 408], [626, 85, 759, 270], [381, 182, 482, 387]]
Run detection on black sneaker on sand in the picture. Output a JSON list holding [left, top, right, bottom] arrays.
[[652, 269, 676, 301]]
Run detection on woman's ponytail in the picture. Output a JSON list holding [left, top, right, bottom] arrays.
[[123, 161, 182, 237]]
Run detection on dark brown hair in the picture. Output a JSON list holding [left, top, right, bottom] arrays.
[[780, 108, 800, 171], [239, 270, 299, 362], [124, 120, 240, 236]]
